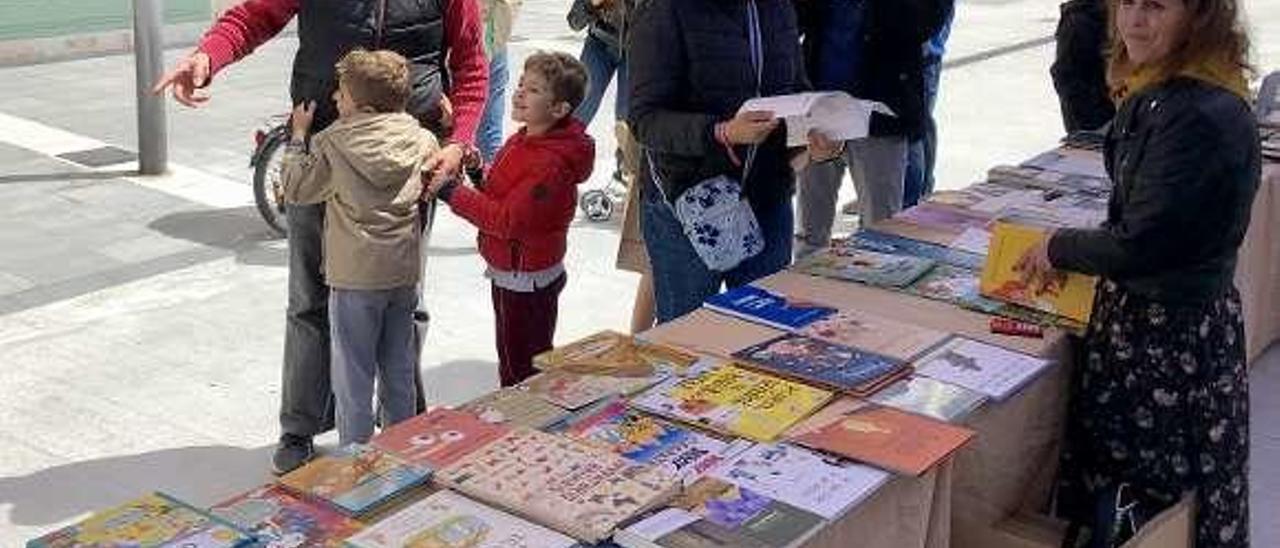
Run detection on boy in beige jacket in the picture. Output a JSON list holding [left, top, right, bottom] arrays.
[[282, 49, 439, 446]]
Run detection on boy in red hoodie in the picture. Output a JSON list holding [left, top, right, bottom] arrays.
[[427, 51, 595, 386]]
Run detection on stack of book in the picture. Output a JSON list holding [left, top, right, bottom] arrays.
[[29, 492, 256, 548]]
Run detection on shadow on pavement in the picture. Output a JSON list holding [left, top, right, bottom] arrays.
[[148, 207, 288, 267], [421, 359, 497, 407], [0, 444, 275, 532]]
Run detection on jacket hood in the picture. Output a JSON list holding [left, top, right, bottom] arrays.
[[521, 118, 595, 186], [324, 112, 433, 189]]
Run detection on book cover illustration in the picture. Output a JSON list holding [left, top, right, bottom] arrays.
[[278, 444, 430, 516], [793, 246, 936, 288], [797, 309, 949, 361], [902, 263, 1005, 313], [894, 202, 995, 234], [703, 285, 836, 331], [521, 369, 668, 410], [210, 485, 362, 548], [913, 336, 1053, 400], [980, 221, 1098, 324], [628, 365, 834, 442], [563, 400, 755, 484], [732, 333, 908, 396], [867, 375, 988, 423], [615, 508, 774, 548], [534, 330, 699, 377], [371, 407, 511, 469], [457, 387, 571, 430], [841, 229, 985, 270], [344, 490, 576, 548], [710, 443, 889, 520], [784, 398, 976, 476], [672, 477, 825, 546], [28, 492, 254, 548], [437, 427, 680, 543]]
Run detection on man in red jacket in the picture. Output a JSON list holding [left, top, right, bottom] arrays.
[[153, 0, 488, 474], [429, 52, 594, 386]]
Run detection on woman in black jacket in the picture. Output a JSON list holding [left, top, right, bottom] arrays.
[[628, 0, 834, 322], [1018, 0, 1258, 545]]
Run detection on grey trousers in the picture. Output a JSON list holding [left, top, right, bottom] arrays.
[[330, 286, 419, 446], [796, 136, 908, 258]]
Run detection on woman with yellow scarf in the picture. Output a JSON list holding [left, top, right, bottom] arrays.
[[1015, 0, 1259, 546]]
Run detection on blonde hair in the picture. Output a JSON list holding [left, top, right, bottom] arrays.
[[335, 49, 411, 113]]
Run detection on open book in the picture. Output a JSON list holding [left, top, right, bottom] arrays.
[[739, 92, 894, 146]]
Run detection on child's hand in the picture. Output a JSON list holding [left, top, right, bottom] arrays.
[[291, 101, 316, 139]]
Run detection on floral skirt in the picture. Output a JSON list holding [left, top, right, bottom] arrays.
[[1056, 280, 1250, 547]]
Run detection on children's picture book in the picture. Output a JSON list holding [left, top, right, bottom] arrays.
[[732, 334, 908, 397], [521, 369, 668, 410], [371, 407, 511, 469], [278, 444, 430, 516], [710, 443, 889, 520], [628, 365, 834, 442], [533, 330, 699, 377], [344, 490, 577, 548], [793, 246, 936, 288], [980, 221, 1099, 324], [437, 427, 680, 543], [784, 398, 976, 476], [457, 386, 572, 430], [841, 229, 985, 270], [796, 309, 949, 362], [913, 336, 1053, 401], [210, 485, 362, 548], [28, 492, 255, 548], [561, 400, 755, 485], [703, 285, 836, 331], [867, 375, 988, 423], [902, 263, 1005, 314], [613, 507, 774, 548]]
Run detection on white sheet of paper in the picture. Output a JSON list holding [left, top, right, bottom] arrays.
[[740, 92, 895, 147]]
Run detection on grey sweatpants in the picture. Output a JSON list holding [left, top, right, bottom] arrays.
[[796, 136, 908, 258], [329, 286, 418, 446]]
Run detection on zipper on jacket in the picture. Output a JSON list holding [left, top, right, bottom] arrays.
[[375, 0, 389, 47]]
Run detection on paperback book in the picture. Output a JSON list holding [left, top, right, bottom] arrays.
[[796, 309, 948, 361], [980, 221, 1099, 324], [732, 333, 908, 397], [841, 229, 985, 270], [521, 369, 668, 410], [703, 285, 836, 331], [29, 492, 254, 548], [278, 444, 430, 516], [784, 398, 976, 476], [210, 485, 362, 548], [457, 386, 571, 430], [534, 330, 699, 377], [867, 375, 988, 422], [371, 407, 511, 469], [793, 246, 936, 288], [913, 336, 1053, 400], [344, 490, 577, 548], [710, 443, 890, 520]]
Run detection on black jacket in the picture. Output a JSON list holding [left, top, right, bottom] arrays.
[[796, 0, 950, 139], [628, 0, 807, 206], [1049, 78, 1261, 305], [1050, 0, 1115, 132]]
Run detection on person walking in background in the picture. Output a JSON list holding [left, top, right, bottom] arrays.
[[1018, 0, 1258, 544], [281, 50, 438, 446], [568, 0, 633, 184], [477, 0, 524, 163], [428, 52, 595, 386]]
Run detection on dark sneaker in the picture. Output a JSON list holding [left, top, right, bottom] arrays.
[[271, 434, 314, 476]]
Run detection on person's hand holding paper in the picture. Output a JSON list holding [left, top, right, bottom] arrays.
[[739, 91, 895, 147]]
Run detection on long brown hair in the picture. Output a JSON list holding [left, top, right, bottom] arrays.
[[1106, 0, 1253, 83]]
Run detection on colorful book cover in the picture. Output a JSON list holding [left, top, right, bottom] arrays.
[[628, 365, 834, 442], [797, 309, 949, 361], [522, 370, 668, 410], [710, 443, 889, 520], [344, 490, 577, 548], [842, 229, 985, 270], [371, 408, 511, 469], [210, 485, 362, 548], [614, 508, 774, 548], [278, 444, 430, 516], [784, 398, 976, 476], [28, 492, 254, 548], [793, 247, 936, 288], [894, 202, 995, 234], [732, 334, 908, 396], [913, 336, 1053, 401], [902, 263, 1005, 313], [437, 427, 681, 543], [533, 330, 699, 377], [457, 386, 571, 430], [980, 221, 1098, 324], [672, 477, 825, 546], [562, 400, 755, 484], [703, 285, 836, 331], [867, 375, 988, 423]]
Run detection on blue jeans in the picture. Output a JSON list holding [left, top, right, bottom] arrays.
[[641, 181, 794, 323], [477, 49, 510, 164], [330, 286, 418, 446], [904, 57, 943, 208], [573, 34, 627, 124]]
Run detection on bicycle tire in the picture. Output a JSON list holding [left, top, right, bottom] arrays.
[[252, 132, 289, 237]]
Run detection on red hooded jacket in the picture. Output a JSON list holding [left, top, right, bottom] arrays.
[[444, 119, 595, 272]]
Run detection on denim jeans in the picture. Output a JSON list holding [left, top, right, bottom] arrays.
[[642, 180, 794, 323], [573, 34, 628, 124], [797, 136, 908, 258], [477, 49, 510, 164], [330, 286, 419, 446], [904, 12, 953, 207], [281, 204, 335, 439]]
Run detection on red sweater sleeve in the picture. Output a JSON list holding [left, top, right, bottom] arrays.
[[446, 169, 574, 240], [443, 0, 489, 146], [198, 0, 299, 77]]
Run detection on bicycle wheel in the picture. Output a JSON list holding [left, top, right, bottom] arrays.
[[252, 132, 289, 237]]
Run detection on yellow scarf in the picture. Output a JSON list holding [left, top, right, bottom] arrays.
[[1111, 55, 1250, 103]]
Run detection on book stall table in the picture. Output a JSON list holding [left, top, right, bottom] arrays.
[[1236, 161, 1280, 363]]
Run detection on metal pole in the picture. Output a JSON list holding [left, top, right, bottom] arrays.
[[133, 0, 168, 175]]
